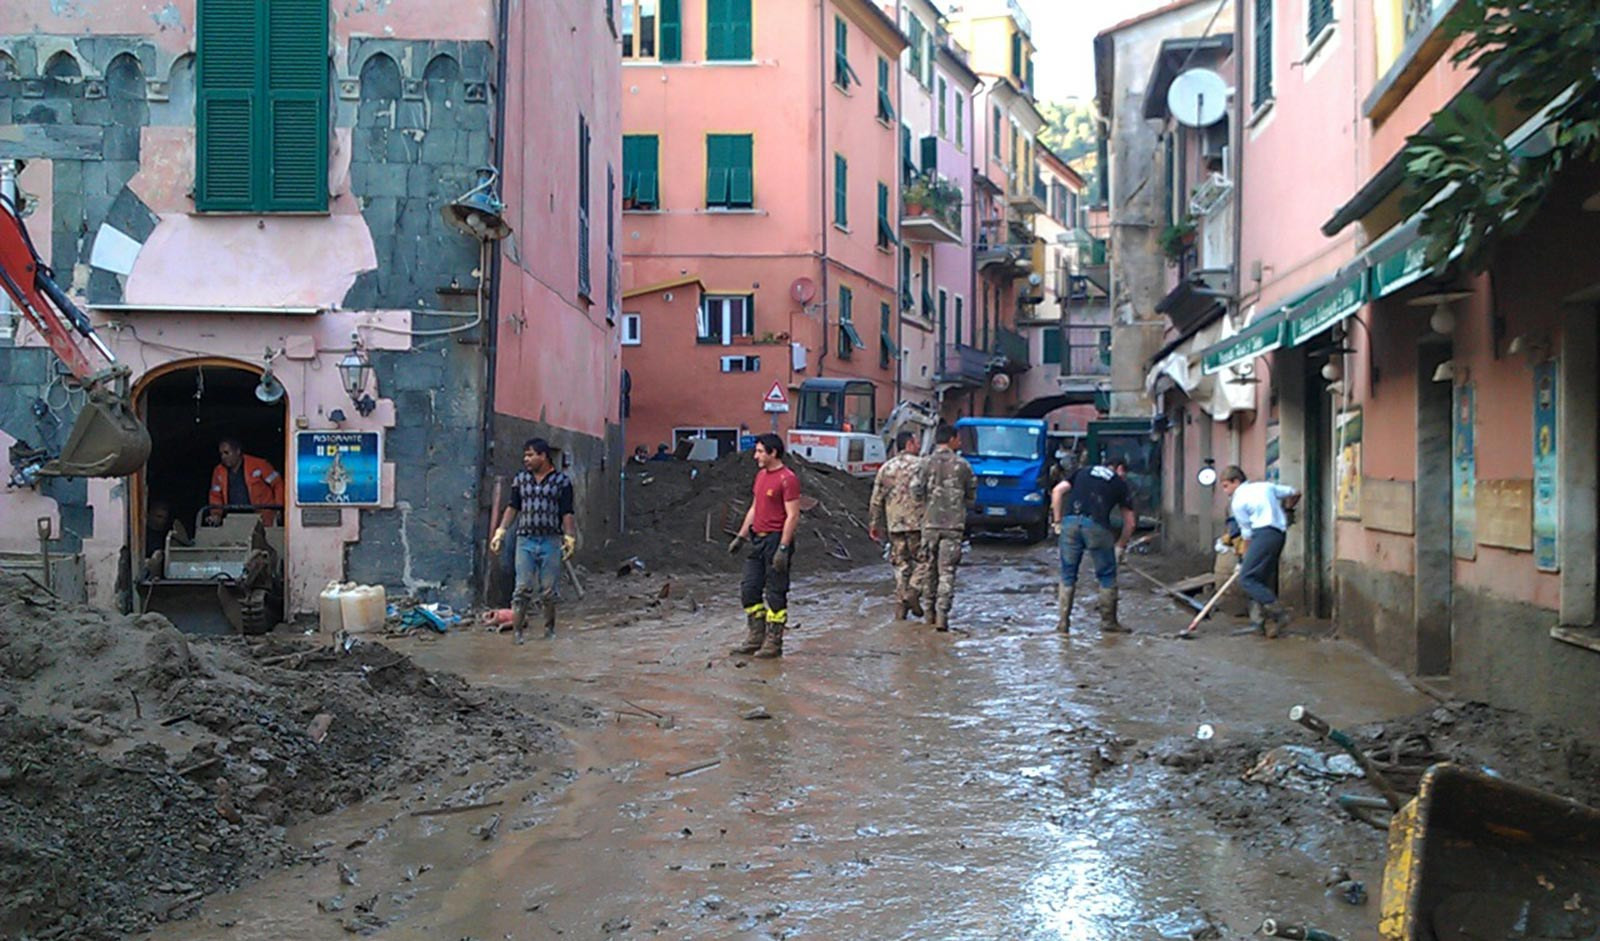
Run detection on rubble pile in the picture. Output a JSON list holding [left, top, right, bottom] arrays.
[[605, 452, 881, 575], [0, 573, 592, 940]]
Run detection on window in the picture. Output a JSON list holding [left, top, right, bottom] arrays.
[[920, 135, 938, 176], [879, 302, 895, 369], [622, 312, 642, 345], [992, 105, 1003, 159], [876, 57, 894, 122], [955, 92, 965, 150], [1308, 0, 1333, 40], [1253, 0, 1274, 107], [834, 16, 860, 89], [1042, 327, 1062, 364], [699, 294, 753, 344], [920, 255, 932, 319], [606, 164, 618, 323], [578, 113, 591, 298], [907, 15, 927, 88], [1026, 59, 1035, 95], [706, 134, 754, 209], [720, 354, 760, 372], [900, 245, 912, 310], [1010, 30, 1023, 82], [837, 285, 861, 358], [900, 123, 916, 184], [706, 0, 752, 61], [876, 182, 893, 250], [937, 76, 948, 137], [195, 0, 329, 212], [833, 153, 848, 228], [941, 288, 953, 345], [622, 135, 659, 210], [621, 0, 658, 59]]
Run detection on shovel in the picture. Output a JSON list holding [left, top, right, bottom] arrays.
[[1176, 567, 1241, 638]]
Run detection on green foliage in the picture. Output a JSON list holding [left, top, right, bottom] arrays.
[[1159, 218, 1196, 263], [902, 174, 962, 231], [1040, 98, 1102, 198], [1401, 0, 1600, 271]]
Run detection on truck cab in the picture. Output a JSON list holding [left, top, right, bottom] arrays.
[[785, 378, 886, 476], [956, 417, 1051, 541]]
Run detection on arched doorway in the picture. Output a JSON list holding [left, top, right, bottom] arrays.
[[131, 360, 289, 633]]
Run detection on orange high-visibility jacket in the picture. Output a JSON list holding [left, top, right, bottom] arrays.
[[210, 454, 284, 524]]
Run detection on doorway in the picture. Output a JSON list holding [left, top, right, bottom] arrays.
[[1415, 341, 1453, 675], [1301, 355, 1334, 617]]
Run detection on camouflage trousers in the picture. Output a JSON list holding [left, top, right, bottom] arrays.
[[921, 528, 964, 617], [887, 531, 925, 604]]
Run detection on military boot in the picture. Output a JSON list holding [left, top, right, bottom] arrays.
[[754, 616, 785, 659], [924, 600, 938, 626], [1099, 585, 1130, 633], [894, 598, 909, 621], [731, 608, 766, 655], [935, 608, 951, 632], [510, 602, 528, 645], [907, 595, 925, 619], [1056, 583, 1075, 634], [542, 597, 557, 639]]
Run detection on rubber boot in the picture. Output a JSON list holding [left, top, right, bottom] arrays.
[[1264, 602, 1292, 638], [731, 609, 766, 655], [1099, 585, 1130, 633], [895, 601, 909, 621], [935, 608, 950, 632], [754, 616, 785, 659], [1248, 601, 1265, 634], [1056, 583, 1075, 634], [907, 595, 924, 619], [511, 601, 528, 645], [542, 597, 557, 639]]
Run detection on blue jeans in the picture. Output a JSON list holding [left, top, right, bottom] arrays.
[[513, 534, 562, 607], [1060, 515, 1118, 589]]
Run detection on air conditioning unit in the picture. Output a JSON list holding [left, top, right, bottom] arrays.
[[1189, 171, 1234, 217]]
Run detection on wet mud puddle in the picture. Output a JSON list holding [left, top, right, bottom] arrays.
[[150, 543, 1429, 939]]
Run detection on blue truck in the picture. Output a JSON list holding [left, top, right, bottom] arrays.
[[956, 417, 1052, 542]]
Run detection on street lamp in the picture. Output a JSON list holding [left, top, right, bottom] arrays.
[[338, 339, 376, 417]]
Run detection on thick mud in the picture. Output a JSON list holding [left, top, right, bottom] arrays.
[[138, 540, 1595, 940]]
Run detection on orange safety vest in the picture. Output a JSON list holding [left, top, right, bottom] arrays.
[[210, 454, 285, 525]]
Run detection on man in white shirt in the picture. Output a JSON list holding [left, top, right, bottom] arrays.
[[1219, 465, 1300, 637]]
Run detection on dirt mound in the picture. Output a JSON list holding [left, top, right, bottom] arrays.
[[0, 573, 594, 940], [605, 453, 880, 575]]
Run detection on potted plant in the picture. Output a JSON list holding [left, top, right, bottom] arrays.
[[902, 178, 932, 217], [1159, 218, 1197, 263]]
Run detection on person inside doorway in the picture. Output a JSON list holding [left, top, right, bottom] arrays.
[[1218, 465, 1300, 637], [142, 498, 191, 577], [208, 436, 284, 526]]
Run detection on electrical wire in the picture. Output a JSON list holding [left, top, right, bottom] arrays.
[[361, 241, 490, 338]]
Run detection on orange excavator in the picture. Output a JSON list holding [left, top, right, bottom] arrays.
[[0, 187, 150, 479]]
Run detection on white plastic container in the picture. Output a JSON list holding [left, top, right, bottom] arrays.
[[339, 584, 387, 634], [319, 581, 350, 634]]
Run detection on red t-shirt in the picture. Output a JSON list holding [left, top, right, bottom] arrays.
[[751, 465, 801, 534]]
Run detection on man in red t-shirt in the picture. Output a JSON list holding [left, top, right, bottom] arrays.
[[727, 433, 802, 659]]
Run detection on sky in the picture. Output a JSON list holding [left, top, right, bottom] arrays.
[[1022, 0, 1177, 102]]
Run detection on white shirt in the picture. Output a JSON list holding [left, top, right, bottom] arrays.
[[1230, 481, 1298, 538]]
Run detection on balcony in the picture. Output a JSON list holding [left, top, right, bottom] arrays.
[[1008, 178, 1047, 215], [994, 326, 1030, 374], [934, 343, 990, 388], [1060, 323, 1112, 380], [902, 175, 963, 244]]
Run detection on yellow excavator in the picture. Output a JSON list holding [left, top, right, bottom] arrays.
[[0, 190, 150, 479]]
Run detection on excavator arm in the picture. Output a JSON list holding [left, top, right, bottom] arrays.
[[0, 189, 150, 478]]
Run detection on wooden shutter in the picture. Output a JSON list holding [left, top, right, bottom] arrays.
[[578, 114, 591, 297], [659, 0, 681, 61], [623, 135, 658, 207], [728, 134, 753, 207], [876, 182, 891, 248], [833, 154, 847, 227], [1308, 0, 1333, 38], [265, 0, 328, 211], [834, 16, 849, 87], [877, 57, 893, 121], [706, 135, 729, 206], [707, 0, 750, 60], [728, 0, 752, 60], [1010, 30, 1022, 80], [920, 135, 937, 175], [196, 0, 261, 210], [1254, 0, 1273, 106]]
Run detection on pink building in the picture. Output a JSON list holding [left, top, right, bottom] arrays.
[[0, 0, 621, 620], [618, 0, 906, 454]]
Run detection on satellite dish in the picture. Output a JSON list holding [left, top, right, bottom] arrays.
[[1167, 68, 1228, 127], [790, 278, 817, 305]]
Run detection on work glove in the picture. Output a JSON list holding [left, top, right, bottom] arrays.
[[728, 535, 748, 555], [869, 526, 882, 543], [490, 527, 506, 554], [771, 545, 791, 575], [562, 534, 576, 561]]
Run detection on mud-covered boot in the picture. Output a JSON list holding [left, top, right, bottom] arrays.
[[510, 602, 528, 645], [754, 617, 785, 659], [1264, 602, 1292, 638], [1248, 601, 1265, 635], [907, 595, 924, 619], [1056, 583, 1076, 634], [894, 599, 909, 621], [924, 599, 938, 626], [731, 608, 766, 655], [542, 597, 557, 639], [935, 608, 951, 632], [1099, 585, 1130, 633]]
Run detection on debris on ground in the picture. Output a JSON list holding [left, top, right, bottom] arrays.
[[0, 572, 596, 940], [602, 453, 879, 575]]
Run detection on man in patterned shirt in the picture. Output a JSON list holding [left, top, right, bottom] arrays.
[[490, 438, 577, 643], [913, 423, 975, 632], [869, 431, 927, 620]]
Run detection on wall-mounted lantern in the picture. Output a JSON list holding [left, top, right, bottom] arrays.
[[338, 337, 376, 417]]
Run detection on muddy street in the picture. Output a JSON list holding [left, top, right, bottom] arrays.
[[137, 540, 1448, 940]]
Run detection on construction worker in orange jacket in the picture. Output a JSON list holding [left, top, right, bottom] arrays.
[[209, 437, 284, 526]]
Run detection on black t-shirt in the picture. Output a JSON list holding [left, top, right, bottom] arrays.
[[1065, 465, 1133, 531]]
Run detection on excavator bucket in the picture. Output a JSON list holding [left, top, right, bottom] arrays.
[[40, 383, 151, 478]]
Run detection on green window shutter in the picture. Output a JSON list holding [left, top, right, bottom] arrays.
[[837, 286, 854, 358], [707, 0, 751, 61], [907, 16, 925, 84], [1026, 59, 1035, 94], [728, 134, 752, 207], [623, 135, 658, 208], [1043, 328, 1062, 365], [920, 135, 937, 175], [264, 0, 328, 211], [1308, 0, 1332, 39], [836, 154, 847, 224], [900, 124, 915, 184], [578, 114, 591, 297], [879, 302, 894, 369], [937, 77, 947, 136], [877, 57, 893, 121], [1010, 30, 1022, 81], [659, 0, 681, 61], [1253, 0, 1273, 106], [876, 181, 894, 248], [834, 16, 849, 87], [706, 134, 729, 206], [196, 0, 261, 210], [955, 94, 963, 149], [1097, 329, 1112, 366], [992, 106, 1002, 158]]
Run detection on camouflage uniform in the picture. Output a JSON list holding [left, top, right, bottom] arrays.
[[869, 451, 927, 611], [913, 444, 976, 627]]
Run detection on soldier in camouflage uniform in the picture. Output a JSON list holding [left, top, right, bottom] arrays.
[[869, 431, 927, 620], [912, 423, 975, 631]]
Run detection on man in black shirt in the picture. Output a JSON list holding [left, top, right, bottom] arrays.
[[490, 439, 577, 643], [1050, 456, 1136, 633]]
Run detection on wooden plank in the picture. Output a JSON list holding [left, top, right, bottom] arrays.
[[1476, 478, 1533, 551], [1169, 572, 1216, 594], [1362, 477, 1415, 535]]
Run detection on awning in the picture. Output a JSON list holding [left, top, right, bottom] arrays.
[[1284, 263, 1366, 346], [1201, 310, 1286, 374], [1366, 218, 1436, 299]]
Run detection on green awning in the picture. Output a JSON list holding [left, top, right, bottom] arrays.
[[1367, 219, 1435, 299], [1201, 311, 1286, 374], [1285, 265, 1366, 346]]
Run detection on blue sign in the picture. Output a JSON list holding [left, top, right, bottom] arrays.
[[295, 431, 382, 506], [1533, 360, 1558, 572]]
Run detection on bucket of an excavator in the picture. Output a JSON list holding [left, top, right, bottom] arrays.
[[40, 383, 151, 478]]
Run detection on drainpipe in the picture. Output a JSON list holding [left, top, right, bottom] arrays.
[[1230, 0, 1245, 320], [817, 0, 830, 379], [893, 0, 904, 409], [476, 0, 512, 599]]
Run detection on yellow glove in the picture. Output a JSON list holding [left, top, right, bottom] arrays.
[[490, 527, 506, 553], [562, 534, 577, 560]]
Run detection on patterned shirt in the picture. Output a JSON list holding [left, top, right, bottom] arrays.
[[509, 469, 575, 537], [913, 445, 975, 531], [870, 452, 925, 534]]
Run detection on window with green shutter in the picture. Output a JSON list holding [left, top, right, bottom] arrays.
[[955, 92, 964, 150], [622, 135, 659, 210], [1307, 0, 1333, 39], [992, 105, 1003, 159], [833, 154, 848, 228], [900, 245, 913, 310], [578, 113, 591, 298], [920, 135, 937, 176], [876, 57, 893, 122], [879, 302, 895, 369], [876, 182, 894, 250], [706, 0, 752, 61], [659, 0, 681, 60], [196, 0, 329, 212], [1253, 0, 1274, 107], [706, 134, 753, 209], [837, 285, 859, 358], [834, 16, 859, 89], [1010, 30, 1022, 82], [900, 124, 916, 184], [1042, 327, 1062, 365], [937, 76, 947, 137], [907, 16, 926, 88]]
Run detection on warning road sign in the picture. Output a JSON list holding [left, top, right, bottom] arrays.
[[763, 381, 790, 413]]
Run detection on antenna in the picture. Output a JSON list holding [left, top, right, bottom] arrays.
[[1167, 68, 1229, 127]]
